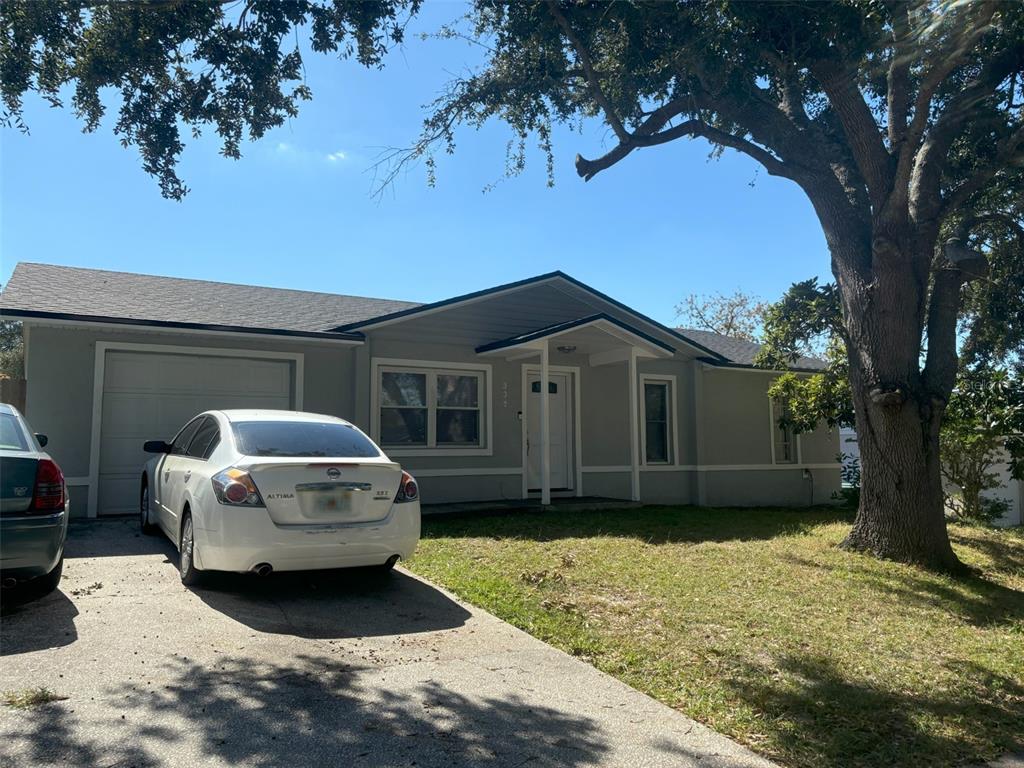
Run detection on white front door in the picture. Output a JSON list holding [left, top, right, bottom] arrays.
[[526, 372, 573, 491]]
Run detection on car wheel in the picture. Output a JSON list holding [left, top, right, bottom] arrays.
[[178, 512, 201, 587], [139, 482, 157, 535]]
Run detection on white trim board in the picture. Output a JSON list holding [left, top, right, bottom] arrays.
[[19, 316, 361, 346], [369, 357, 495, 458], [87, 341, 305, 518], [582, 464, 841, 473], [407, 467, 522, 478]]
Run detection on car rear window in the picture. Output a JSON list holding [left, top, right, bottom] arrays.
[[0, 413, 29, 451], [231, 421, 381, 458]]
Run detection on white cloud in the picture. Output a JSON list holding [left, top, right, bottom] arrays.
[[325, 150, 347, 163]]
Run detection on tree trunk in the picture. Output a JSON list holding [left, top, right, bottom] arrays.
[[842, 391, 962, 571], [833, 235, 964, 573]]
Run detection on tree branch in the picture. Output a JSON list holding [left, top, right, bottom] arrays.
[[885, 0, 913, 149], [574, 116, 794, 182], [810, 59, 894, 210], [906, 44, 1024, 225], [546, 0, 629, 142], [940, 125, 1024, 221], [899, 2, 997, 170], [923, 262, 967, 401]]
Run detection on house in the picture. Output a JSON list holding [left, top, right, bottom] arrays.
[[0, 262, 840, 517]]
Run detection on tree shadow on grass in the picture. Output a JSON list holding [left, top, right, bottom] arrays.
[[422, 505, 855, 546], [723, 653, 1024, 768], [782, 552, 1024, 628], [0, 652, 611, 768], [949, 528, 1024, 576]]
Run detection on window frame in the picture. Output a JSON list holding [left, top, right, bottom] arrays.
[[769, 397, 802, 465], [371, 358, 493, 457], [639, 374, 679, 466]]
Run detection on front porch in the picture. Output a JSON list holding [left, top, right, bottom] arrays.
[[476, 313, 677, 505]]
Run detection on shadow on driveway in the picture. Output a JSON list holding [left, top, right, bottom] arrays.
[[2, 652, 611, 768], [0, 589, 79, 656], [194, 567, 472, 639]]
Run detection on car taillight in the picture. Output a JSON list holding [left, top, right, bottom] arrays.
[[394, 471, 418, 503], [32, 459, 65, 512], [212, 468, 264, 507]]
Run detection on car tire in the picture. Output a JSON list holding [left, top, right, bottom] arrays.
[[139, 482, 158, 535], [376, 555, 400, 573], [178, 512, 202, 587]]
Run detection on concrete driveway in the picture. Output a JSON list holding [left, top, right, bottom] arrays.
[[1, 519, 774, 768]]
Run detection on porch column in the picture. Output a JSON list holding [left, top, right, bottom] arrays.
[[540, 340, 551, 505], [628, 347, 640, 501]]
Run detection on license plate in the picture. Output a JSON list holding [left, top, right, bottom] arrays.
[[310, 490, 352, 514]]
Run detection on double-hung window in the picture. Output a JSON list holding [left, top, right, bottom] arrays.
[[641, 376, 675, 465], [377, 363, 487, 452]]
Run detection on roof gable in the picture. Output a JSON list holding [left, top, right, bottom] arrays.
[[332, 270, 730, 362]]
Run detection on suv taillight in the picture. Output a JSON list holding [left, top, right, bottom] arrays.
[[394, 471, 418, 503], [32, 459, 66, 512]]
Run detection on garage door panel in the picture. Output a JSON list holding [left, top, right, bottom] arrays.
[[98, 475, 144, 517], [98, 350, 294, 516]]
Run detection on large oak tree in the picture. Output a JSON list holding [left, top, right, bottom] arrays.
[[3, 1, 1022, 570]]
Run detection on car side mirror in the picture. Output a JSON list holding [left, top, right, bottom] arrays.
[[144, 440, 173, 454], [35, 433, 48, 448]]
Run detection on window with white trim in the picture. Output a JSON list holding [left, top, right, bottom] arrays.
[[642, 378, 674, 464], [772, 398, 797, 464], [378, 366, 485, 449]]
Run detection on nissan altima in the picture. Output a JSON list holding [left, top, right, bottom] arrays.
[[141, 410, 420, 586]]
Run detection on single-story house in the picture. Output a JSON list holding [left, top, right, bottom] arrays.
[[0, 262, 840, 517]]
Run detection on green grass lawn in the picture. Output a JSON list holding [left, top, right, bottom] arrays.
[[406, 506, 1024, 768]]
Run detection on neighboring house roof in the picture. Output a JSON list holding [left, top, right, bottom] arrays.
[[679, 327, 828, 372], [0, 263, 418, 339]]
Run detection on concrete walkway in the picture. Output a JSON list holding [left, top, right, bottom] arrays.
[[1, 519, 774, 767]]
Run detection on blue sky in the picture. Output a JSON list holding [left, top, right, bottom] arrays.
[[0, 3, 829, 328]]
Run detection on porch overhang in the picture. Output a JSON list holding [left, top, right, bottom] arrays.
[[477, 314, 668, 507], [474, 313, 675, 363]]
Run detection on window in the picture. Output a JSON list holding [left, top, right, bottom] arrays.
[[171, 418, 204, 456], [641, 376, 675, 465], [0, 412, 29, 452], [376, 363, 487, 452], [186, 417, 221, 460], [772, 399, 797, 464], [232, 421, 381, 458]]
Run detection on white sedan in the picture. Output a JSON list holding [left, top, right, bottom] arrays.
[[140, 410, 420, 586]]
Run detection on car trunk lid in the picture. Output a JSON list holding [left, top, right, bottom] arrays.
[[241, 458, 402, 525], [0, 455, 38, 515]]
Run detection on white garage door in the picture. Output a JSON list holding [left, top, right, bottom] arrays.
[[98, 350, 294, 516]]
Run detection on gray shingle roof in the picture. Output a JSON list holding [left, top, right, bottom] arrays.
[[0, 263, 420, 334], [678, 327, 827, 371]]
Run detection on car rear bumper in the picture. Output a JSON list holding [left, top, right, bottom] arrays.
[[0, 509, 68, 581], [192, 502, 420, 573]]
